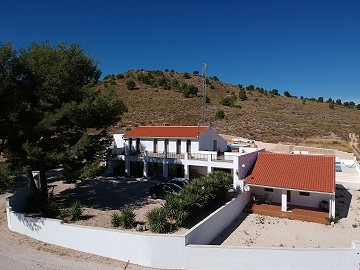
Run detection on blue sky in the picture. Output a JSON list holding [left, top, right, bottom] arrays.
[[1, 0, 359, 103]]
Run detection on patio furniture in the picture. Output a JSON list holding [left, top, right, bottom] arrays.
[[265, 195, 273, 205], [318, 200, 329, 211]]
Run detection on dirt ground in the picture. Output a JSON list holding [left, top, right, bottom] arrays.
[[50, 176, 164, 231]]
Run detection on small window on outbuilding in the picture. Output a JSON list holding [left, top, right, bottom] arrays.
[[264, 188, 273, 192], [299, 191, 310, 196]]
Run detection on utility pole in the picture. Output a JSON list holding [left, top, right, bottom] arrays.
[[200, 63, 207, 125]]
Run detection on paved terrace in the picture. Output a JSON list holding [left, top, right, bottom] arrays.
[[245, 202, 329, 224]]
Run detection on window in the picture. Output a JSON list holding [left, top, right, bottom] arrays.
[[165, 139, 169, 153], [176, 140, 181, 154], [154, 139, 158, 153], [213, 140, 217, 151], [136, 139, 140, 152], [264, 188, 273, 192], [299, 191, 310, 196], [186, 140, 191, 153]]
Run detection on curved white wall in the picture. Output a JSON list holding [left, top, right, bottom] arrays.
[[6, 191, 360, 270]]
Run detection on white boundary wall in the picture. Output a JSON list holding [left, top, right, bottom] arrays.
[[6, 190, 360, 270], [185, 191, 251, 245]]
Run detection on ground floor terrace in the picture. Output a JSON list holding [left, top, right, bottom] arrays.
[[245, 202, 329, 224], [248, 185, 335, 219], [213, 186, 359, 249]]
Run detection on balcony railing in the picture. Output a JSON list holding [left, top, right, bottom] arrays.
[[126, 150, 234, 163]]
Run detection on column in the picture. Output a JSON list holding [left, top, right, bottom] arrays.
[[163, 152, 168, 179], [233, 157, 241, 192], [184, 153, 189, 180], [207, 155, 212, 174], [143, 152, 148, 178], [281, 189, 287, 212], [329, 194, 336, 219], [125, 159, 130, 176]]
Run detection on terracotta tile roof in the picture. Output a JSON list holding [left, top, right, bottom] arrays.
[[245, 152, 335, 193], [123, 126, 209, 138]]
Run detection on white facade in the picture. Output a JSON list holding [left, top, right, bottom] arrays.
[[107, 127, 263, 189], [249, 186, 332, 208]]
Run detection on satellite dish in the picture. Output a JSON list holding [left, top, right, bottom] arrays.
[[244, 184, 250, 192]]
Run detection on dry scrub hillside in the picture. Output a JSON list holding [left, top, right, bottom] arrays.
[[99, 70, 360, 153]]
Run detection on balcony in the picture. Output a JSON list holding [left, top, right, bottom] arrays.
[[126, 150, 235, 163]]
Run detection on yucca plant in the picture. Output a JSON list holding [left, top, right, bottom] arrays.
[[120, 207, 136, 229], [163, 195, 189, 226], [70, 200, 82, 221], [111, 212, 121, 227], [146, 208, 167, 233]]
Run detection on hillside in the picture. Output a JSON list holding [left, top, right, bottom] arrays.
[[99, 70, 360, 154]]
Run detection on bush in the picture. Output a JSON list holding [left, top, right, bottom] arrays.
[[116, 73, 124, 79], [182, 84, 198, 98], [183, 72, 191, 79], [146, 208, 168, 233], [43, 199, 61, 218], [120, 207, 136, 229], [0, 162, 13, 192], [220, 95, 236, 107], [26, 195, 60, 218], [215, 109, 225, 119], [126, 79, 136, 90], [70, 200, 82, 221], [111, 212, 121, 227], [147, 171, 232, 233], [239, 89, 247, 100], [163, 195, 188, 226]]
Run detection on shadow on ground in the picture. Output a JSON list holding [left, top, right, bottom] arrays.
[[210, 212, 250, 245], [54, 177, 155, 211]]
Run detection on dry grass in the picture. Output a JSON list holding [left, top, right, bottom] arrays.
[[101, 70, 360, 153]]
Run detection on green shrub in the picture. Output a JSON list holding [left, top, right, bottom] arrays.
[[163, 195, 188, 226], [220, 95, 236, 107], [0, 162, 13, 192], [116, 73, 124, 79], [126, 79, 136, 90], [43, 199, 60, 218], [182, 84, 198, 98], [26, 195, 60, 218], [239, 89, 247, 100], [146, 208, 168, 233], [70, 200, 82, 221], [215, 109, 225, 119], [183, 72, 191, 79], [111, 212, 121, 227], [120, 207, 136, 229]]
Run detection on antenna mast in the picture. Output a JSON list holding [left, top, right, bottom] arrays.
[[200, 63, 207, 125]]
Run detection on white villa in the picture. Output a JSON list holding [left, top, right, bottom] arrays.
[[107, 125, 360, 220], [108, 125, 261, 191]]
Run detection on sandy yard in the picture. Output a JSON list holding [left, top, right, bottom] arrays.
[[50, 175, 225, 234], [213, 188, 360, 248], [49, 176, 173, 232]]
